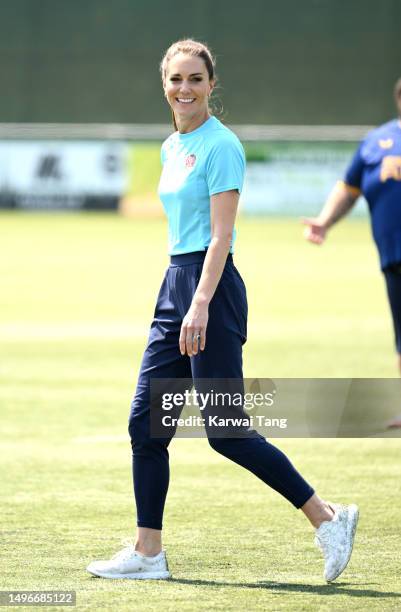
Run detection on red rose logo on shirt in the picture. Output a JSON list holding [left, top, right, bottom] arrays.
[[185, 154, 196, 168]]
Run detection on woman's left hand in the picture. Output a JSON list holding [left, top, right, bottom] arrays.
[[179, 300, 209, 356]]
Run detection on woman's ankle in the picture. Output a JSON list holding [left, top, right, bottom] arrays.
[[315, 502, 335, 528], [301, 494, 335, 528], [134, 543, 162, 557], [135, 527, 162, 556]]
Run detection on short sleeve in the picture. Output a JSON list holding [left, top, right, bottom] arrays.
[[160, 144, 166, 165], [205, 138, 246, 196], [344, 142, 364, 190]]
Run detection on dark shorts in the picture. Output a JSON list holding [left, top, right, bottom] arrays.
[[383, 264, 401, 354]]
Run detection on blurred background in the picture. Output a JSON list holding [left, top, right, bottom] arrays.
[[2, 2, 401, 605], [2, 0, 401, 381], [1, 0, 400, 216], [0, 0, 401, 390], [1, 0, 401, 391]]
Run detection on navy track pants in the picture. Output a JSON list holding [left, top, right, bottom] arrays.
[[128, 252, 314, 529]]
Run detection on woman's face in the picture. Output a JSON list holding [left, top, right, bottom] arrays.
[[163, 53, 214, 122]]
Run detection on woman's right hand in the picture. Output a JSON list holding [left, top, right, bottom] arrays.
[[179, 299, 209, 357], [302, 217, 328, 245]]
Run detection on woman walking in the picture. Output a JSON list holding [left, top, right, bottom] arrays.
[[87, 39, 358, 583]]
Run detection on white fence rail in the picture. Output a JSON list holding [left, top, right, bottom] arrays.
[[0, 123, 372, 142]]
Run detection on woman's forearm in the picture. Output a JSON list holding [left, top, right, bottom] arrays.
[[192, 234, 232, 306]]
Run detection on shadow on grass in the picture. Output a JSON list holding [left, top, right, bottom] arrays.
[[169, 578, 401, 598]]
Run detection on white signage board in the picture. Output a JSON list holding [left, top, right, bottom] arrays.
[[0, 141, 127, 209]]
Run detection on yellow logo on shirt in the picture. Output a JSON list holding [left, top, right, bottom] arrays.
[[380, 156, 401, 182], [379, 138, 393, 149]]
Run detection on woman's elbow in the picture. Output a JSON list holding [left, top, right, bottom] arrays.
[[211, 231, 233, 247]]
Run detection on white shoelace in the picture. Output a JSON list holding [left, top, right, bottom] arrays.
[[316, 529, 337, 552], [111, 539, 136, 562]]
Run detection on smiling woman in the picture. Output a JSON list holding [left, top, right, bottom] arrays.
[[86, 38, 359, 584], [160, 39, 216, 132]]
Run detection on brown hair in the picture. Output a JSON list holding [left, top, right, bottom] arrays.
[[394, 77, 401, 99], [160, 39, 217, 131]]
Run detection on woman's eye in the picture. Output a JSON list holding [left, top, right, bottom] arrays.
[[169, 77, 202, 82]]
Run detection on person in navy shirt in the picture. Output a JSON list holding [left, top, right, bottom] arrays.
[[304, 78, 401, 427], [87, 39, 358, 583]]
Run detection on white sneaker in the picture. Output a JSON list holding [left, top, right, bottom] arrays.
[[314, 502, 359, 582], [86, 541, 171, 580]]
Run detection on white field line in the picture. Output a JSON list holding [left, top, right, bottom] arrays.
[[72, 434, 130, 444], [0, 322, 149, 340], [0, 316, 388, 342]]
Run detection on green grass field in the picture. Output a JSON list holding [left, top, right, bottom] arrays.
[[1, 212, 401, 611]]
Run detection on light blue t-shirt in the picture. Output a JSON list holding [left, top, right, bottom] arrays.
[[158, 115, 246, 255]]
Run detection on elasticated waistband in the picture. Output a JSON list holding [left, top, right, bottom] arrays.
[[169, 251, 233, 266]]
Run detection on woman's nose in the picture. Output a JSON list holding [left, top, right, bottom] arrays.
[[179, 81, 191, 93]]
